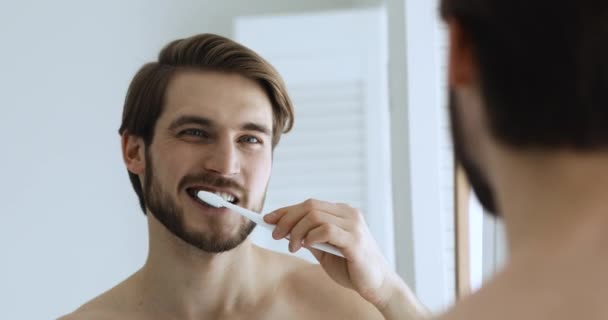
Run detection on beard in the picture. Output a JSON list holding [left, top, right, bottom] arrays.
[[142, 151, 258, 252], [448, 91, 498, 215]]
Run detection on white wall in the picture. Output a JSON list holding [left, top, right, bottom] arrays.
[[0, 1, 380, 318]]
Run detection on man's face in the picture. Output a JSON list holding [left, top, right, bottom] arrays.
[[142, 70, 274, 252]]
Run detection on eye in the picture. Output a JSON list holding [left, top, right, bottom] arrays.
[[180, 128, 208, 138], [240, 135, 262, 144]]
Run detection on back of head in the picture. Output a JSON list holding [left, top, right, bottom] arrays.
[[118, 33, 294, 213], [441, 0, 608, 150]]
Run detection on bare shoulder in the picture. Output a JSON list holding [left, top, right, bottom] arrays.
[[57, 308, 119, 320], [253, 247, 381, 318], [57, 300, 125, 320], [57, 273, 140, 320], [285, 263, 384, 319]]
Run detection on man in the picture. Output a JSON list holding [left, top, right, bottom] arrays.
[[437, 1, 608, 318], [267, 0, 608, 319], [60, 33, 403, 319]]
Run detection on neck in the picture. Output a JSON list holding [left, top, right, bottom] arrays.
[[490, 149, 608, 258], [135, 214, 268, 319]]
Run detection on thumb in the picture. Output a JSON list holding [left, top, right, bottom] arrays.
[[304, 245, 326, 262]]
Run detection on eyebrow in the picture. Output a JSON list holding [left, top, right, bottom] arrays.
[[168, 115, 213, 131], [168, 115, 271, 136], [242, 122, 271, 136]]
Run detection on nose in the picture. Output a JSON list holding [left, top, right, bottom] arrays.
[[202, 138, 241, 176]]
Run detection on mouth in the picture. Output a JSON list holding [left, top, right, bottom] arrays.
[[186, 186, 240, 208]]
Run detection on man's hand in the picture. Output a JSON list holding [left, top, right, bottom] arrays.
[[263, 199, 403, 309]]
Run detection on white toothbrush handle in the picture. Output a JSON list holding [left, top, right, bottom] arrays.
[[308, 242, 345, 258], [224, 202, 271, 227], [284, 235, 345, 258], [225, 202, 344, 258]]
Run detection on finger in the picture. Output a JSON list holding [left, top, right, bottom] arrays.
[[303, 224, 352, 252], [263, 209, 287, 224], [335, 203, 365, 225], [271, 199, 348, 240], [304, 246, 326, 262], [288, 212, 344, 253], [287, 199, 348, 219], [270, 207, 308, 240]]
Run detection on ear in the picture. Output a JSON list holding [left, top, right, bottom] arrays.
[[121, 133, 146, 175], [447, 18, 477, 89]]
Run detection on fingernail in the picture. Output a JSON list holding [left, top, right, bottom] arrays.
[[272, 228, 282, 239]]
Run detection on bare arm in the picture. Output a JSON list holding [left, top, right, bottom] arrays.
[[375, 275, 433, 320], [264, 199, 431, 320]]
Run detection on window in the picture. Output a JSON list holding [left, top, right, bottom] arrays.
[[235, 8, 394, 264]]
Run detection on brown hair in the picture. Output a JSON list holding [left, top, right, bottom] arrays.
[[118, 33, 294, 213], [439, 0, 608, 149]]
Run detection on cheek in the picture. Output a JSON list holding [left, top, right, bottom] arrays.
[[456, 89, 486, 151], [246, 153, 272, 192], [149, 143, 190, 188]]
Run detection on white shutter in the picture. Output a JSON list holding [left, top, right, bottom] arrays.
[[270, 79, 367, 209], [437, 24, 457, 302], [235, 8, 393, 264]]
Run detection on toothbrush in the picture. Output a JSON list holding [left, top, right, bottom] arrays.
[[197, 191, 345, 258]]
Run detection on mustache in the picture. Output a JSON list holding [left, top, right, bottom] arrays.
[[178, 171, 246, 196]]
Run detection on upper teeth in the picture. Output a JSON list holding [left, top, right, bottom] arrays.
[[215, 192, 235, 203]]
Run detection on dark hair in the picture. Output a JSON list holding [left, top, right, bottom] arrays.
[[118, 34, 294, 213], [441, 0, 608, 149]]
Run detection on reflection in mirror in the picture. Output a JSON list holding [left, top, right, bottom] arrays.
[[0, 1, 424, 319]]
